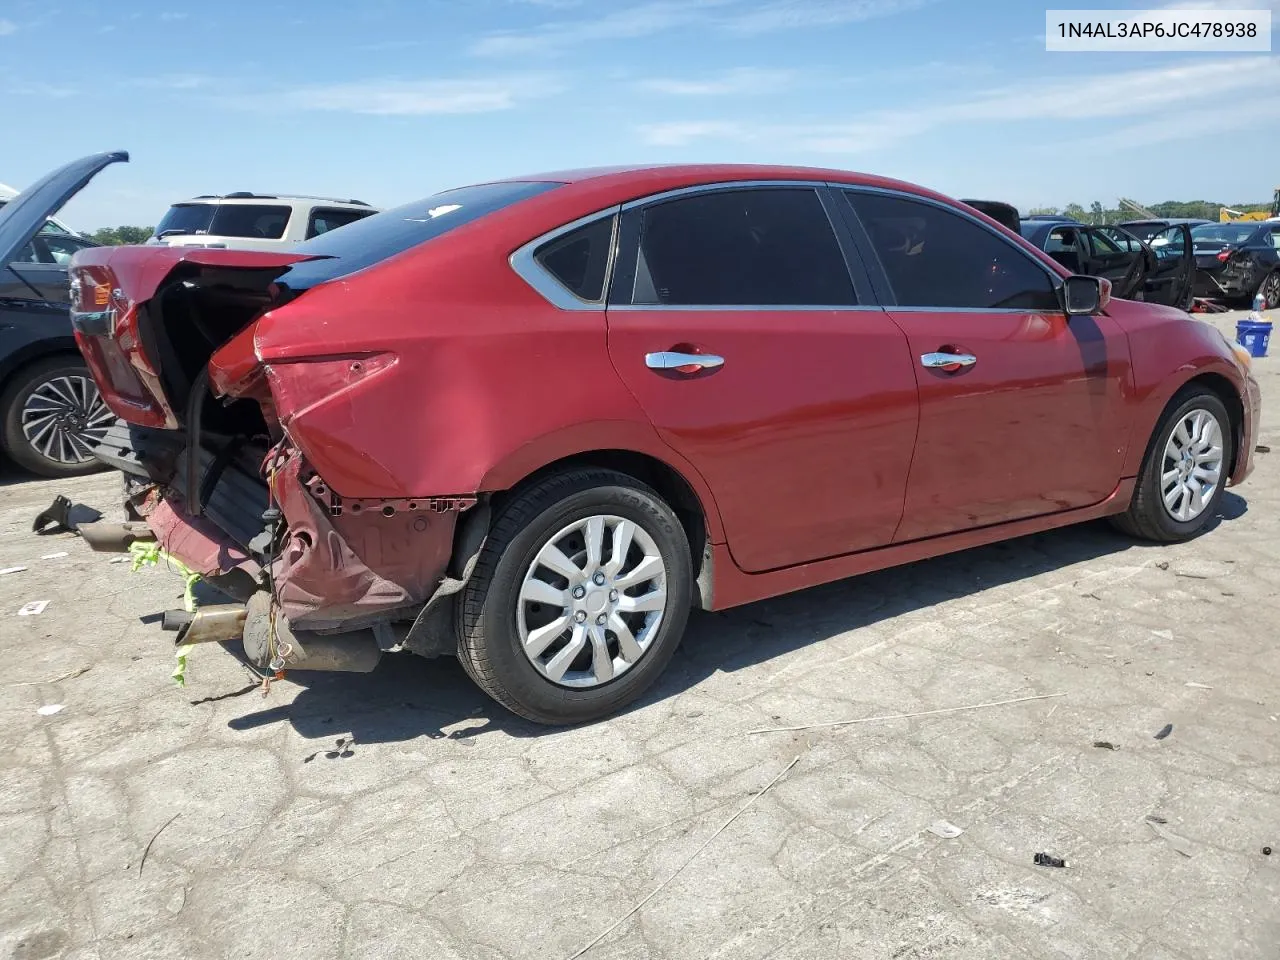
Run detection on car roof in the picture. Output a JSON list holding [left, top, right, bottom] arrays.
[[178, 194, 372, 206], [485, 163, 958, 201], [1119, 217, 1211, 226]]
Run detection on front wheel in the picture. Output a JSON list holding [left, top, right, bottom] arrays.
[[458, 469, 692, 725], [1110, 387, 1233, 542]]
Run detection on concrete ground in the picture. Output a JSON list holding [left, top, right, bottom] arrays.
[[1, 310, 1276, 960]]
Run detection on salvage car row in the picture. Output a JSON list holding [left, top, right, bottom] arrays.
[[0, 151, 1258, 727]]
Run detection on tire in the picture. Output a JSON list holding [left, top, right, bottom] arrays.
[[0, 357, 113, 479], [458, 468, 693, 725], [1259, 270, 1280, 310], [1110, 387, 1234, 542]]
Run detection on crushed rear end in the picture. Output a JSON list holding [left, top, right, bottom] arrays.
[[69, 244, 467, 672]]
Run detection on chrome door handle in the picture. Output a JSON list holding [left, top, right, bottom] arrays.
[[920, 352, 977, 369], [645, 351, 725, 371]]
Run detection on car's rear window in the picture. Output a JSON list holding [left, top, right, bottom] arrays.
[[280, 180, 562, 289], [155, 203, 215, 237], [154, 202, 292, 240], [1192, 223, 1258, 244]]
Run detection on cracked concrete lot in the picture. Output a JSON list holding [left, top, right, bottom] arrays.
[[2, 310, 1277, 960]]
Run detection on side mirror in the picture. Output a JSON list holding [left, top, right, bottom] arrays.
[[1062, 275, 1110, 315]]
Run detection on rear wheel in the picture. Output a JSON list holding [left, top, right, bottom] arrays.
[[1110, 387, 1233, 542], [0, 358, 114, 478], [458, 469, 692, 725], [1259, 270, 1280, 310]]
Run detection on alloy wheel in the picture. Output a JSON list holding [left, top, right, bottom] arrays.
[[20, 373, 114, 466], [516, 514, 667, 689], [1262, 272, 1280, 309], [1160, 408, 1224, 523]]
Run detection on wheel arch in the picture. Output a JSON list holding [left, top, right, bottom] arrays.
[[0, 339, 82, 394], [476, 431, 725, 611], [1182, 371, 1245, 479]]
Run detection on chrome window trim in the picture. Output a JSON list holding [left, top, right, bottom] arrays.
[[831, 182, 1070, 305], [609, 304, 883, 313], [509, 206, 621, 311], [618, 178, 832, 212]]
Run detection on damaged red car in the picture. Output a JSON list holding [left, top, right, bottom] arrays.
[[10, 152, 1261, 725]]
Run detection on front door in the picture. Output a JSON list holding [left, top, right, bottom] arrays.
[[1140, 225, 1194, 307], [605, 185, 920, 573], [840, 189, 1131, 543], [1083, 226, 1145, 299]]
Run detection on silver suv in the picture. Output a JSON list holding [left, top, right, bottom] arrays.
[[148, 193, 378, 251]]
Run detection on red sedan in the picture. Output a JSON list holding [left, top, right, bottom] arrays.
[[13, 153, 1262, 724]]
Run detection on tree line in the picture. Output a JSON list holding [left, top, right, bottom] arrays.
[[1025, 200, 1272, 225], [87, 226, 154, 245]]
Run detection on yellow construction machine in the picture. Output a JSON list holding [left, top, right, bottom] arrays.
[[1219, 187, 1280, 222]]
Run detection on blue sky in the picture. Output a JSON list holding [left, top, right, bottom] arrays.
[[2, 0, 1278, 229]]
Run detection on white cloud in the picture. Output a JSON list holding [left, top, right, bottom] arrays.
[[160, 11, 189, 21], [638, 56, 1280, 154], [0, 19, 15, 35], [129, 74, 213, 90], [472, 0, 927, 55], [723, 0, 933, 33], [257, 76, 563, 116], [472, 1, 717, 56], [638, 67, 793, 96]]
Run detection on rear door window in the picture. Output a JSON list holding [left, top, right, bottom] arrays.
[[208, 204, 292, 240], [626, 187, 856, 306], [306, 207, 376, 240], [846, 191, 1059, 310]]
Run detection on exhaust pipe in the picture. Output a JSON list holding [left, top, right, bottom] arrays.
[[162, 605, 247, 646], [241, 592, 383, 673], [79, 521, 156, 553]]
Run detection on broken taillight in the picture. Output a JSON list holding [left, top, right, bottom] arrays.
[[1216, 248, 1234, 262]]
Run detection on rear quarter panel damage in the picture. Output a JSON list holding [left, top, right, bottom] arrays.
[[243, 220, 727, 542]]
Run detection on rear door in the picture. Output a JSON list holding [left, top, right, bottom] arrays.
[[604, 184, 920, 573], [839, 189, 1131, 542], [1041, 224, 1086, 274]]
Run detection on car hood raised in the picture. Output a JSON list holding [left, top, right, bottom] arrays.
[[0, 151, 128, 265]]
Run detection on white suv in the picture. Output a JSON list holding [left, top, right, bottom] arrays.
[[147, 193, 379, 251]]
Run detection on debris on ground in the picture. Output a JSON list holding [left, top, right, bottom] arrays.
[[1146, 815, 1168, 824], [304, 737, 357, 763], [0, 566, 27, 576], [1185, 682, 1213, 690], [1256, 444, 1271, 454], [1146, 819, 1194, 858], [17, 601, 49, 616], [36, 704, 64, 716], [31, 495, 101, 535], [1033, 853, 1066, 868], [927, 820, 964, 839], [746, 693, 1067, 735], [138, 813, 181, 877], [1154, 724, 1174, 740], [39, 551, 68, 560], [1264, 847, 1272, 856], [12, 666, 90, 687], [1093, 741, 1117, 750], [567, 755, 801, 959], [1156, 561, 1170, 570]]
